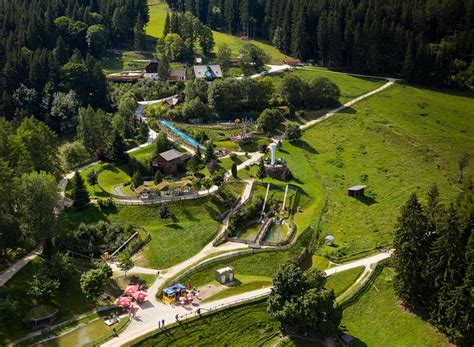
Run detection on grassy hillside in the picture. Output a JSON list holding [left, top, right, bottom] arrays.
[[145, 0, 290, 64], [341, 267, 450, 346], [59, 199, 221, 269], [304, 84, 474, 259]]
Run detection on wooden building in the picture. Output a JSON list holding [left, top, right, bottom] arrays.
[[152, 149, 190, 175], [348, 185, 367, 197]]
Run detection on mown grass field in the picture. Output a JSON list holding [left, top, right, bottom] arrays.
[[134, 300, 282, 346], [145, 0, 290, 64], [325, 266, 364, 297], [101, 51, 154, 73], [302, 84, 474, 259], [59, 198, 222, 269], [341, 267, 450, 346]]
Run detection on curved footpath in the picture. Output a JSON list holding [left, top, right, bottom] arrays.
[[103, 251, 392, 347]]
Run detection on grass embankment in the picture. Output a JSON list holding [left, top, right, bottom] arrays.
[[325, 266, 365, 297], [181, 250, 300, 302], [134, 300, 282, 346], [341, 267, 451, 346], [145, 0, 290, 64], [302, 84, 474, 259], [59, 198, 222, 269]]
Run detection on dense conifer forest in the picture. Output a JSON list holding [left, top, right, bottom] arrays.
[[167, 0, 474, 87], [0, 0, 148, 118]]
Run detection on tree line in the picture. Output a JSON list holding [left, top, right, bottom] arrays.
[[392, 180, 473, 345], [167, 0, 474, 88]]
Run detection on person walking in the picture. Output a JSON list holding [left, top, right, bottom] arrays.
[[158, 320, 161, 328], [162, 319, 165, 327]]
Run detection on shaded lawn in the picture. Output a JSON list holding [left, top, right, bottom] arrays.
[[341, 267, 450, 346], [0, 258, 97, 345], [134, 300, 281, 346], [66, 162, 131, 198], [303, 84, 474, 258], [325, 266, 364, 297], [59, 198, 221, 269], [101, 50, 154, 73]]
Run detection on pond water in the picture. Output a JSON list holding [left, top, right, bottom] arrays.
[[238, 221, 261, 242], [264, 222, 289, 243], [37, 318, 113, 347]]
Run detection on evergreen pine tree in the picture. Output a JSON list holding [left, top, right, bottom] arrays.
[[108, 131, 129, 164], [204, 142, 215, 163], [72, 171, 90, 208], [134, 16, 147, 51], [427, 204, 466, 324], [154, 170, 163, 185], [393, 193, 430, 308], [164, 12, 171, 36], [231, 163, 238, 178]]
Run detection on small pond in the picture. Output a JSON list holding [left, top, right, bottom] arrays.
[[264, 222, 290, 243]]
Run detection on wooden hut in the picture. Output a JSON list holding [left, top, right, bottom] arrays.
[[348, 185, 367, 197]]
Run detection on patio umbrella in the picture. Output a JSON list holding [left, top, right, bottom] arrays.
[[186, 293, 193, 301], [124, 284, 140, 295], [132, 291, 148, 302], [115, 296, 133, 307]]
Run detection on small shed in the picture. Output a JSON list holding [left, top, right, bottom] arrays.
[[348, 185, 367, 197], [215, 267, 234, 284], [325, 235, 335, 245]]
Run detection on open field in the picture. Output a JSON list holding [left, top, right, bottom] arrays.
[[59, 198, 222, 269], [341, 267, 450, 346], [325, 266, 364, 297], [101, 51, 154, 73], [145, 0, 291, 64], [301, 84, 474, 259], [270, 67, 385, 104], [134, 300, 282, 346]]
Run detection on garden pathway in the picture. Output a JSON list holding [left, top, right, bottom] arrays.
[[0, 246, 42, 287], [102, 250, 392, 347]]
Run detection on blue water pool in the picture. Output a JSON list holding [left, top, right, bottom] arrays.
[[160, 120, 205, 149]]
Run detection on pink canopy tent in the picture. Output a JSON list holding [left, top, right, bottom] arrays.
[[186, 293, 193, 301], [115, 296, 133, 307], [124, 285, 140, 295], [132, 291, 148, 302]]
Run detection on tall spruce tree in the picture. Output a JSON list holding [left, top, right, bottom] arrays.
[[72, 171, 90, 208], [163, 12, 171, 36], [392, 193, 430, 308], [108, 130, 129, 164]]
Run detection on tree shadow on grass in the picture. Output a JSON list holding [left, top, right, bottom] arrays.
[[355, 195, 377, 206], [165, 223, 184, 231], [291, 140, 319, 154]]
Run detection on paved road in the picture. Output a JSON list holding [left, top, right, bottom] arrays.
[[103, 250, 392, 347]]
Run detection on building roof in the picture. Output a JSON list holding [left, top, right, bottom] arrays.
[[145, 59, 159, 73], [216, 267, 234, 274], [163, 283, 186, 296], [169, 69, 186, 80], [348, 185, 367, 191], [193, 65, 223, 79], [159, 149, 183, 162]]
